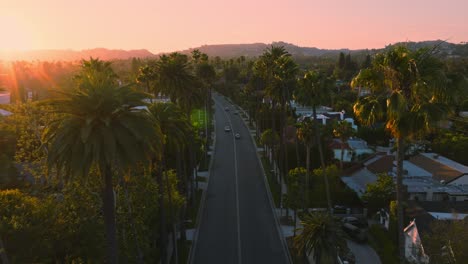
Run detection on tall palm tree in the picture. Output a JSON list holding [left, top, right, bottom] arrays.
[[256, 46, 298, 213], [155, 52, 204, 205], [44, 59, 161, 264], [296, 70, 334, 212], [351, 45, 449, 262], [156, 53, 204, 115], [333, 121, 354, 169], [294, 213, 346, 264], [296, 118, 314, 209], [136, 64, 157, 95], [260, 129, 280, 165], [149, 102, 192, 263]]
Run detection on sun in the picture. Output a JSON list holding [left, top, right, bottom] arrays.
[[0, 15, 36, 50]]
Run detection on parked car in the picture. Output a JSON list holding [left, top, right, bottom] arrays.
[[233, 111, 239, 115], [333, 205, 348, 214], [341, 217, 368, 242], [224, 107, 229, 111], [342, 223, 367, 242], [341, 216, 368, 228], [224, 126, 231, 132], [235, 133, 241, 139]]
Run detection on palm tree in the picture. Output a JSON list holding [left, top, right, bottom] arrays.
[[155, 52, 204, 205], [44, 59, 160, 264], [333, 121, 354, 169], [296, 118, 314, 209], [156, 53, 204, 115], [260, 129, 280, 165], [294, 213, 346, 264], [195, 61, 216, 157], [256, 46, 298, 214], [351, 45, 449, 262], [296, 70, 334, 212], [149, 102, 192, 263], [136, 64, 157, 95]]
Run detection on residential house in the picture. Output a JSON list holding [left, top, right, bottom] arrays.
[[330, 137, 374, 163], [342, 153, 468, 201]]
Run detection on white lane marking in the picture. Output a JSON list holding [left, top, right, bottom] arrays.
[[214, 96, 242, 264]]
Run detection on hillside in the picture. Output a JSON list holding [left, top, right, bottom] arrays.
[[179, 41, 353, 58], [1, 40, 467, 61]]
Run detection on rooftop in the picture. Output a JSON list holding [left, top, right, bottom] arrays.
[[367, 155, 394, 174], [403, 177, 467, 195], [410, 153, 467, 182]]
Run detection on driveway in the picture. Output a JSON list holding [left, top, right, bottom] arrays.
[[346, 240, 381, 264]]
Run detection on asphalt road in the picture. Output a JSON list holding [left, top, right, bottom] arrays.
[[191, 94, 288, 264]]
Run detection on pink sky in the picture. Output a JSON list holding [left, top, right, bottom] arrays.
[[1, 0, 467, 52]]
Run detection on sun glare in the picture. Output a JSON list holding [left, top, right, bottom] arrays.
[[0, 15, 35, 51]]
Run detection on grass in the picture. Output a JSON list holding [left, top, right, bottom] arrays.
[[198, 154, 211, 171], [186, 189, 203, 229], [261, 156, 281, 207], [170, 240, 192, 264], [367, 225, 399, 264]]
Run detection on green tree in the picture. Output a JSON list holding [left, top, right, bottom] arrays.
[[256, 46, 298, 212], [362, 173, 395, 212], [287, 167, 306, 233], [156, 53, 204, 116], [296, 118, 315, 207], [351, 46, 450, 262], [296, 70, 334, 212], [149, 102, 192, 261], [260, 129, 280, 164], [44, 59, 160, 263], [423, 219, 468, 263], [294, 212, 346, 264], [333, 121, 354, 169], [136, 64, 157, 95]]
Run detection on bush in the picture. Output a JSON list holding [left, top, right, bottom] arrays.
[[368, 225, 399, 264]]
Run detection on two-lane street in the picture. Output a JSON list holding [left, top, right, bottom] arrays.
[[191, 94, 288, 264]]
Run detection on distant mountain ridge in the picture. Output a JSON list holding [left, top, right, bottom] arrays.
[[1, 40, 467, 61], [178, 41, 353, 58]]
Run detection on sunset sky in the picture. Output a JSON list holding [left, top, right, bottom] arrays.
[[1, 0, 467, 52]]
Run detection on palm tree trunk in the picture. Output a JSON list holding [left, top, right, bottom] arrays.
[[155, 161, 167, 263], [305, 145, 310, 210], [295, 136, 300, 168], [177, 150, 187, 242], [123, 180, 144, 264], [340, 143, 344, 170], [103, 164, 118, 264], [0, 236, 10, 264], [396, 136, 405, 263], [312, 105, 332, 213], [164, 167, 178, 264]]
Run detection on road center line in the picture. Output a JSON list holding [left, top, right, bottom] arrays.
[[215, 96, 242, 264]]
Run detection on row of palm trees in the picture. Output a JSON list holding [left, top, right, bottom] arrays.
[[240, 45, 456, 263], [43, 54, 214, 263]]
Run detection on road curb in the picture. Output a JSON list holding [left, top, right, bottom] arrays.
[[237, 106, 293, 264], [187, 101, 217, 264]]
